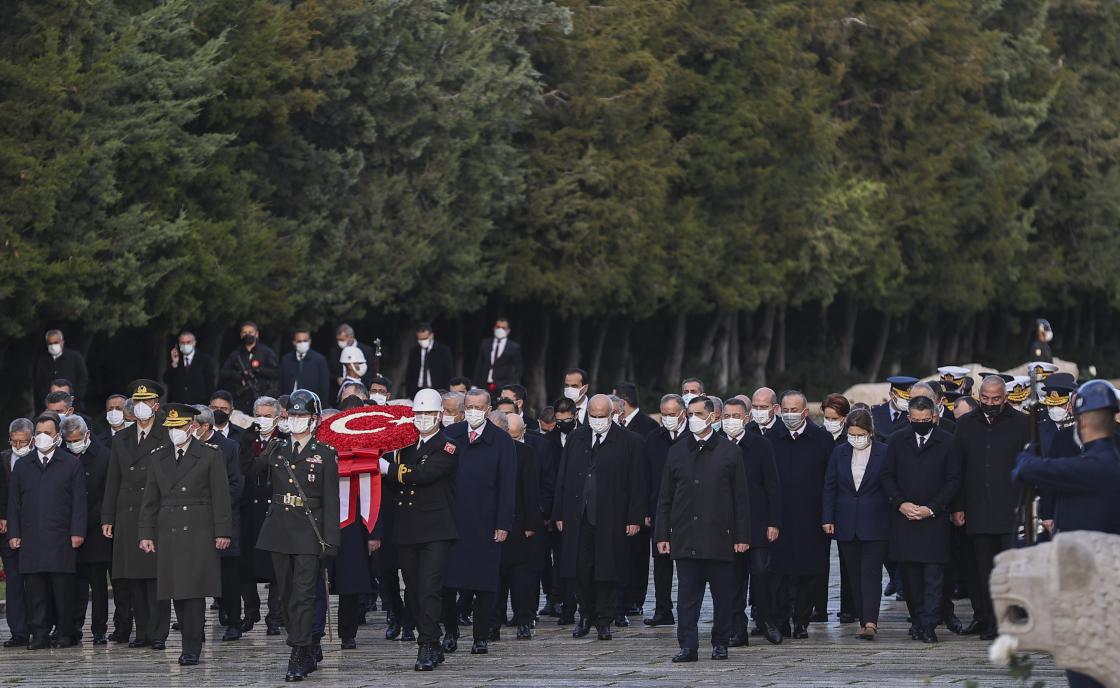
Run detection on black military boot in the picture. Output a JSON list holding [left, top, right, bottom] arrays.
[[414, 642, 435, 671], [285, 647, 305, 682]]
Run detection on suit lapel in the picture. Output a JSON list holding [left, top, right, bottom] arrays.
[[132, 425, 161, 465], [842, 448, 858, 492], [861, 444, 883, 493]]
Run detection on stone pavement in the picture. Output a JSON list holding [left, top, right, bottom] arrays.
[[0, 556, 1065, 687]]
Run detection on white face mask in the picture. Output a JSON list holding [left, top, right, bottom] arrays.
[[352, 362, 368, 377], [847, 433, 871, 450], [191, 427, 206, 440], [823, 418, 844, 436], [106, 409, 125, 427], [179, 343, 195, 356], [67, 438, 90, 455], [294, 341, 310, 355], [47, 343, 62, 356], [34, 433, 58, 452], [414, 414, 439, 434], [169, 428, 190, 447], [277, 418, 291, 434], [256, 416, 275, 434], [662, 414, 681, 432], [494, 328, 509, 340], [417, 338, 432, 350], [336, 339, 349, 349], [712, 420, 722, 432], [465, 409, 487, 429], [682, 392, 698, 405], [588, 416, 611, 435], [133, 402, 154, 422], [371, 393, 388, 406], [562, 386, 583, 402], [441, 414, 457, 427], [1048, 406, 1069, 423], [723, 417, 745, 437], [751, 409, 772, 426], [781, 412, 805, 431], [11, 444, 32, 458], [288, 416, 312, 435], [893, 397, 910, 413], [688, 415, 710, 435]]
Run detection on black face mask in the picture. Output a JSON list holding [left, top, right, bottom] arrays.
[[980, 402, 1002, 417], [910, 420, 934, 437], [212, 410, 230, 427], [556, 419, 576, 434], [241, 334, 257, 347]]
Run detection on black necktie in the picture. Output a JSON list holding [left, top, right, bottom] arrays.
[[293, 442, 301, 456], [139, 431, 147, 445], [176, 449, 184, 465], [918, 435, 926, 449], [296, 355, 304, 384], [592, 434, 601, 450]]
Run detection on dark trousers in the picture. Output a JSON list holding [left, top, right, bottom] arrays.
[[618, 525, 650, 612], [25, 572, 75, 641], [219, 558, 241, 627], [338, 593, 364, 641], [74, 562, 109, 636], [969, 533, 1013, 631], [838, 539, 887, 625], [576, 518, 617, 628], [173, 598, 205, 655], [241, 580, 282, 625], [442, 588, 494, 642], [675, 558, 735, 651], [732, 547, 770, 635], [542, 528, 563, 606], [110, 574, 133, 639], [312, 574, 326, 639], [651, 546, 674, 618], [901, 562, 944, 629], [495, 561, 538, 627], [271, 552, 319, 647], [940, 526, 976, 621], [380, 543, 414, 630], [398, 540, 450, 644], [812, 550, 831, 616], [771, 574, 819, 628], [130, 578, 170, 643], [1, 547, 28, 637], [836, 545, 855, 616]]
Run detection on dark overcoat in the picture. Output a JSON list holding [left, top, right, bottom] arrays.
[[209, 431, 243, 558], [953, 405, 1029, 535], [881, 427, 962, 563], [767, 420, 834, 576], [239, 428, 285, 579], [76, 442, 113, 564], [500, 440, 542, 567], [7, 448, 85, 573], [101, 423, 169, 579], [730, 431, 781, 548], [644, 426, 687, 526]]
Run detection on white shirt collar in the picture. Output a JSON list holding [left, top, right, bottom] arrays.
[[591, 424, 610, 446], [622, 408, 640, 426]]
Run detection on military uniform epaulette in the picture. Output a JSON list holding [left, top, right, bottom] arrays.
[[149, 444, 167, 455], [202, 442, 219, 450]]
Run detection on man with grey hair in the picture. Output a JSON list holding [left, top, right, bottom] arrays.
[[33, 329, 89, 407], [643, 394, 687, 627], [61, 415, 112, 644], [492, 411, 542, 640], [1, 418, 35, 646], [441, 391, 466, 428], [708, 396, 724, 434], [952, 374, 1030, 640], [191, 406, 245, 640], [748, 387, 780, 436]]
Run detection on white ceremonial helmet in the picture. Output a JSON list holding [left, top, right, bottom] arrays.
[[339, 345, 366, 364], [413, 388, 443, 412]]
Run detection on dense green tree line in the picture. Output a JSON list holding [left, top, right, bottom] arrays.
[[3, 0, 1120, 414]]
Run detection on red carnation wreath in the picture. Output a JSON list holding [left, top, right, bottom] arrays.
[[315, 406, 418, 529]]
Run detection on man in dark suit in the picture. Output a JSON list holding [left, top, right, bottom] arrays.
[[279, 328, 331, 403], [655, 396, 751, 662], [219, 322, 281, 413], [642, 394, 687, 628], [98, 395, 130, 448], [882, 395, 962, 643], [536, 397, 577, 620], [62, 416, 112, 645], [101, 380, 172, 649], [32, 329, 89, 405], [609, 382, 657, 619], [870, 376, 918, 441], [499, 384, 538, 431], [379, 389, 458, 671], [1, 418, 34, 647], [614, 382, 658, 438], [405, 323, 454, 397], [7, 414, 86, 649], [162, 331, 217, 405], [722, 398, 782, 645], [747, 387, 781, 437], [207, 391, 242, 444], [552, 394, 644, 640], [328, 323, 379, 399], [472, 317, 523, 392]]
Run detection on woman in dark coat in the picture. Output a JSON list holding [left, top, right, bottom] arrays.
[[822, 409, 890, 639]]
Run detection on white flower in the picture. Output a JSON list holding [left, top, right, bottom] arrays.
[[988, 634, 1020, 666]]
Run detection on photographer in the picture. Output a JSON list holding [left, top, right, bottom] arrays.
[[220, 322, 280, 413]]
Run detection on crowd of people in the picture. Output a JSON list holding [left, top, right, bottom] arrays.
[[3, 322, 1119, 688]]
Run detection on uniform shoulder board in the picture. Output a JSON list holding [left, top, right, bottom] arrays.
[[148, 445, 166, 455], [443, 442, 457, 455], [203, 442, 219, 449]]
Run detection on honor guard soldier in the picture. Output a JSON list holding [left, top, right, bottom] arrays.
[[379, 388, 459, 671], [870, 377, 917, 441], [137, 405, 233, 666], [1029, 318, 1054, 363], [250, 390, 340, 682]]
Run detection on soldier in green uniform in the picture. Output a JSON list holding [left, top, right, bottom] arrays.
[[250, 389, 340, 682], [137, 404, 233, 666]]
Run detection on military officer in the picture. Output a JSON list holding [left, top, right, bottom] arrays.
[[137, 405, 233, 666], [1006, 377, 1032, 413], [250, 390, 340, 682], [379, 388, 459, 671], [1028, 318, 1054, 363], [870, 376, 917, 442], [100, 379, 171, 649]]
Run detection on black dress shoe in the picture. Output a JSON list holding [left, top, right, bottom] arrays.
[[341, 638, 357, 650], [961, 620, 982, 635], [728, 633, 748, 648], [172, 622, 181, 631], [711, 644, 728, 660], [55, 637, 78, 649], [128, 639, 149, 648], [414, 643, 434, 672], [178, 653, 199, 666], [838, 612, 858, 624], [433, 642, 445, 664], [222, 627, 242, 642], [908, 624, 925, 641], [572, 621, 591, 638], [883, 580, 898, 597], [210, 601, 220, 610], [749, 626, 765, 637], [285, 647, 305, 682], [470, 640, 489, 654], [923, 627, 939, 644], [92, 633, 108, 645], [943, 615, 964, 635], [810, 611, 828, 623], [28, 637, 50, 651], [614, 614, 630, 627], [150, 640, 166, 650], [626, 606, 643, 616], [218, 610, 228, 627], [516, 624, 532, 640], [557, 612, 575, 626], [779, 623, 792, 638], [108, 632, 130, 644], [266, 622, 282, 636], [597, 626, 612, 641], [671, 648, 698, 663], [401, 627, 416, 642], [385, 620, 402, 640], [441, 635, 458, 653], [642, 614, 675, 627], [792, 624, 808, 639], [4, 636, 29, 648], [765, 627, 783, 645], [488, 627, 501, 642], [979, 629, 998, 641]]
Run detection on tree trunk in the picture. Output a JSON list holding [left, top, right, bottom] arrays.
[[1070, 303, 1082, 350], [866, 312, 891, 382], [771, 304, 787, 374], [617, 321, 633, 384], [387, 319, 413, 393], [697, 312, 722, 367], [588, 319, 609, 392], [919, 317, 937, 371], [715, 313, 731, 392], [728, 311, 741, 386], [746, 304, 776, 388], [973, 311, 990, 363], [661, 313, 686, 389], [565, 317, 582, 371], [526, 312, 551, 411], [837, 297, 858, 374], [958, 313, 974, 363], [452, 315, 464, 376], [1087, 298, 1098, 351]]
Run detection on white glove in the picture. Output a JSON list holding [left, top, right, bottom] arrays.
[[379, 458, 391, 476]]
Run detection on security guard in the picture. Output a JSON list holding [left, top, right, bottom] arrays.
[[251, 390, 340, 682], [1013, 380, 1120, 688], [379, 388, 458, 672], [137, 404, 233, 666], [870, 376, 917, 441]]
